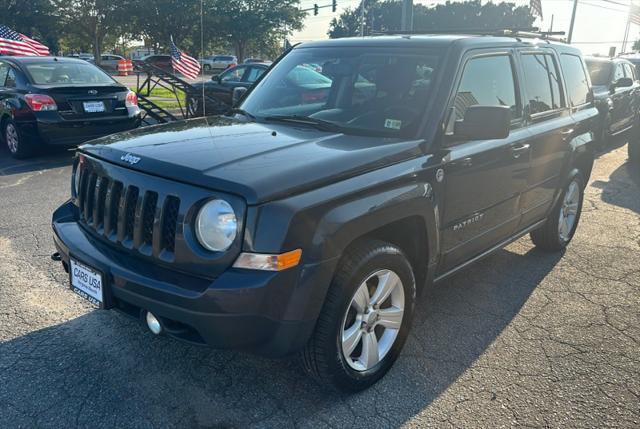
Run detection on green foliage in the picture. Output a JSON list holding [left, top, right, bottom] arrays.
[[633, 39, 640, 52], [0, 0, 58, 50], [329, 0, 535, 38], [206, 0, 304, 62], [52, 0, 139, 60]]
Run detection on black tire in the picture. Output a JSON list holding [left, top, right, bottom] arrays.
[[301, 240, 416, 392], [630, 140, 640, 163], [3, 118, 36, 159], [530, 172, 585, 252], [597, 114, 611, 151]]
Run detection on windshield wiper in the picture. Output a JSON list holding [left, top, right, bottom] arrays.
[[263, 115, 341, 132], [228, 108, 256, 121]]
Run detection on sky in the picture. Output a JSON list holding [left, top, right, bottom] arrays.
[[291, 0, 640, 56]]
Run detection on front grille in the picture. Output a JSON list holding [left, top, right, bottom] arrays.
[[77, 161, 180, 259]]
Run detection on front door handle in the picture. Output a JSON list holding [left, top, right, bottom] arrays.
[[510, 143, 530, 159]]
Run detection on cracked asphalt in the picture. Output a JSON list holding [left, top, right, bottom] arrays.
[[0, 141, 638, 428]]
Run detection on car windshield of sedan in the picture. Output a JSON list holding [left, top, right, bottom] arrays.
[[586, 60, 613, 86], [26, 62, 114, 85], [240, 47, 441, 137]]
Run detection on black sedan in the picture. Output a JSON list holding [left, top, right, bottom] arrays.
[[188, 63, 269, 114], [0, 56, 141, 158], [585, 56, 640, 148]]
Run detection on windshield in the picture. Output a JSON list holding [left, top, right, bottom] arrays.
[[585, 60, 613, 86], [26, 62, 114, 85], [240, 47, 441, 136]]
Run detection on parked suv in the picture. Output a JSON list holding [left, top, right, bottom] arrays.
[[52, 34, 597, 391], [585, 56, 640, 148]]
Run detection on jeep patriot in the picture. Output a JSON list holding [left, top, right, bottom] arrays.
[[52, 34, 598, 391]]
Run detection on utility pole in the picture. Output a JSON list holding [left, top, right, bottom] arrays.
[[360, 1, 365, 37], [567, 0, 579, 43], [401, 0, 414, 32]]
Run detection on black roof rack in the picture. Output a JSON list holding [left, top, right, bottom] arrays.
[[373, 27, 567, 43]]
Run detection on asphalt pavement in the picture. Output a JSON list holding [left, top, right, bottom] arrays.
[[0, 140, 638, 428]]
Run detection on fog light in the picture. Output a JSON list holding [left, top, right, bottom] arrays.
[[146, 312, 162, 335]]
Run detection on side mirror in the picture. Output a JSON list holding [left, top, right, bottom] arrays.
[[614, 77, 633, 89], [232, 87, 248, 107], [453, 105, 511, 141]]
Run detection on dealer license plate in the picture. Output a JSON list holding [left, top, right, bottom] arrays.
[[83, 101, 105, 113], [70, 259, 103, 307]]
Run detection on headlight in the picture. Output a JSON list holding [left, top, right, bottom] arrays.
[[195, 199, 237, 251]]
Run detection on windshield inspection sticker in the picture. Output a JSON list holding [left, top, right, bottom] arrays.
[[384, 119, 402, 130]]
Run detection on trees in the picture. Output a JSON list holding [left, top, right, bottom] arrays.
[[329, 0, 535, 38], [207, 0, 304, 62], [53, 0, 138, 62], [0, 0, 58, 51]]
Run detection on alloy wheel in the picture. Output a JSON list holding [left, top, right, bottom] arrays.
[[558, 180, 580, 242], [6, 123, 19, 154], [341, 269, 405, 372]]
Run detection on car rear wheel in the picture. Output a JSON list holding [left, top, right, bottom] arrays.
[[301, 240, 416, 392], [530, 172, 585, 252], [3, 119, 36, 159]]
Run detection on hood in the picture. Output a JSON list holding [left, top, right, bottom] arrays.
[[81, 117, 428, 204], [81, 117, 424, 205]]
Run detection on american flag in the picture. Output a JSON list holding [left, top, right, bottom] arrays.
[[530, 0, 543, 20], [0, 25, 50, 56], [170, 37, 200, 80]]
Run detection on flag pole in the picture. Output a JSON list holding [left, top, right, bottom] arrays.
[[567, 0, 579, 44], [201, 0, 206, 117]]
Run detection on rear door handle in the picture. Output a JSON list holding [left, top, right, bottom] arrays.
[[510, 143, 530, 159], [561, 128, 574, 141]]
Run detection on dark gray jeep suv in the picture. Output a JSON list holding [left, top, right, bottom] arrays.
[[52, 33, 597, 391]]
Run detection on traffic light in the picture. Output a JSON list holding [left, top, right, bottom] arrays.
[[314, 3, 319, 15], [332, 0, 337, 12]]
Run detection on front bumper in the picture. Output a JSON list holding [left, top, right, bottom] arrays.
[[18, 113, 140, 146], [52, 201, 337, 357]]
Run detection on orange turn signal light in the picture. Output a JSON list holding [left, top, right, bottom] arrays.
[[233, 249, 302, 271]]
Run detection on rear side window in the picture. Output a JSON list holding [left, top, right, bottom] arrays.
[[453, 54, 520, 122], [521, 53, 563, 115], [561, 54, 591, 107], [0, 63, 8, 86], [5, 68, 17, 88]]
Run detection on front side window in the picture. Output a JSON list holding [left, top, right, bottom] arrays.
[[521, 53, 563, 115], [614, 64, 625, 81], [452, 54, 519, 123], [240, 47, 442, 137], [25, 62, 114, 85], [624, 63, 636, 80], [562, 54, 591, 107], [220, 66, 246, 83]]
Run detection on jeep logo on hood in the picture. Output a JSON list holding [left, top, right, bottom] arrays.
[[120, 153, 141, 165]]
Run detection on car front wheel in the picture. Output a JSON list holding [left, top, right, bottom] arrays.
[[301, 240, 416, 392], [530, 172, 585, 251]]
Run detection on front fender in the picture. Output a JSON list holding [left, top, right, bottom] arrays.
[[245, 156, 440, 266]]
